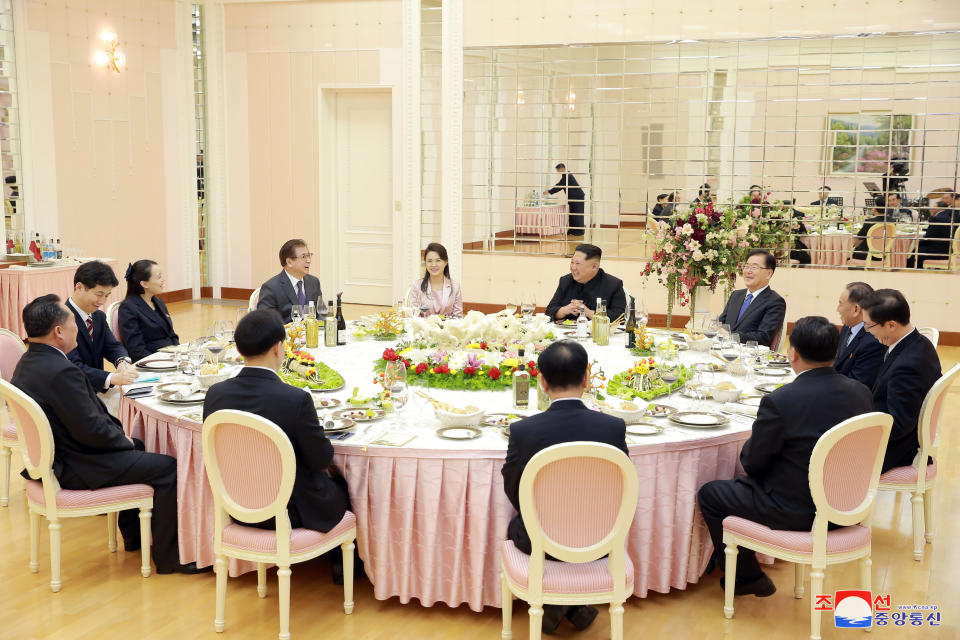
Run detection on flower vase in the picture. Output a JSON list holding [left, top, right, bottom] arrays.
[[686, 285, 712, 332]]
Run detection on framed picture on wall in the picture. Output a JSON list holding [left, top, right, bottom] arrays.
[[825, 113, 914, 176]]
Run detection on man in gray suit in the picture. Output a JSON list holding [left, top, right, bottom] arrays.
[[257, 239, 324, 323]]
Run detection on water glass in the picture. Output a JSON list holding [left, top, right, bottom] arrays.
[[411, 377, 430, 419], [291, 305, 303, 325], [743, 340, 759, 380]]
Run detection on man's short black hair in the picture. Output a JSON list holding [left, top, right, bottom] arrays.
[[788, 316, 840, 363], [845, 281, 874, 306], [278, 239, 308, 267], [821, 185, 831, 191], [22, 294, 70, 338], [746, 249, 776, 272], [861, 288, 910, 326], [656, 193, 668, 201], [749, 184, 762, 191], [73, 260, 119, 288], [537, 340, 588, 390], [555, 163, 566, 170], [234, 309, 287, 357], [574, 243, 602, 261]]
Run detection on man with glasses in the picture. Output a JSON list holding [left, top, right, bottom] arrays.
[[717, 249, 786, 347], [859, 289, 941, 472], [257, 239, 323, 324]]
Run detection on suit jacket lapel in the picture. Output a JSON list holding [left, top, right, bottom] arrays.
[[733, 289, 767, 330], [872, 330, 916, 389], [70, 302, 94, 350], [279, 273, 299, 307], [835, 326, 851, 364]]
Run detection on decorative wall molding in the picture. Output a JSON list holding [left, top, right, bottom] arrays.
[[401, 0, 422, 289], [203, 3, 231, 293], [440, 0, 462, 283]]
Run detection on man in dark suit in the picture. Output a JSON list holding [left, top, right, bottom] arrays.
[[697, 316, 874, 597], [834, 282, 885, 388], [850, 199, 894, 261], [66, 260, 137, 393], [12, 295, 203, 574], [545, 244, 626, 323], [810, 185, 842, 207], [860, 289, 941, 471], [908, 191, 958, 268], [203, 310, 348, 533], [547, 163, 586, 237], [502, 340, 628, 634], [257, 239, 323, 323], [717, 249, 786, 347]]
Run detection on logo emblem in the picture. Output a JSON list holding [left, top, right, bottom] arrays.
[[834, 590, 873, 628]]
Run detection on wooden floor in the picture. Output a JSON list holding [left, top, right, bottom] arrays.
[[1, 300, 957, 639]]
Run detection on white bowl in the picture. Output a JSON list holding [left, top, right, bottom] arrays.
[[436, 407, 485, 427], [688, 337, 713, 352], [198, 372, 230, 388], [711, 386, 742, 403], [603, 402, 646, 424]]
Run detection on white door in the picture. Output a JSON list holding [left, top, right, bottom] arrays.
[[335, 90, 393, 305]]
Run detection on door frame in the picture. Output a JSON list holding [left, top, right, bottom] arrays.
[[318, 85, 402, 305]]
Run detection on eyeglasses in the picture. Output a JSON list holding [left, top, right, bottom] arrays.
[[295, 253, 313, 260], [742, 264, 770, 273], [864, 321, 881, 331]]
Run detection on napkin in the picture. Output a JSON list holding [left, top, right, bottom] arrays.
[[174, 380, 202, 401], [723, 402, 758, 418]]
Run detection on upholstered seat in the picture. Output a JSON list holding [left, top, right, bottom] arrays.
[[723, 517, 871, 555], [879, 461, 937, 485], [500, 540, 635, 594], [222, 513, 357, 554], [25, 480, 153, 509]]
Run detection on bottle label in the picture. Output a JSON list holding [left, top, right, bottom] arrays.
[[337, 328, 345, 345], [513, 375, 529, 408]]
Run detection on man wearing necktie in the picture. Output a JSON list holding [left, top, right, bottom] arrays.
[[257, 239, 324, 324], [860, 289, 941, 472], [717, 249, 786, 348], [833, 282, 885, 387]]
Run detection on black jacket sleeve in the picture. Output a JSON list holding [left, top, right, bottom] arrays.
[[118, 303, 150, 362]]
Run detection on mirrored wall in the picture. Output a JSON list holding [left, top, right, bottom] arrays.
[[0, 0, 23, 251], [423, 32, 960, 270]]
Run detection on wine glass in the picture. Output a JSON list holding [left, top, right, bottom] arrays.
[[520, 292, 536, 322], [660, 355, 680, 386], [317, 297, 329, 319], [221, 320, 235, 344], [212, 320, 226, 342], [206, 340, 224, 365], [743, 340, 759, 380], [719, 323, 731, 345], [505, 295, 518, 316], [703, 318, 720, 341], [720, 341, 741, 365], [418, 301, 431, 318], [291, 305, 303, 325]]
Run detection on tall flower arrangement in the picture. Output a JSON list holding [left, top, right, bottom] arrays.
[[643, 201, 751, 327], [735, 191, 794, 255]]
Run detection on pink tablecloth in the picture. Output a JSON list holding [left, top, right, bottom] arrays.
[[121, 396, 748, 611], [515, 205, 566, 237], [800, 233, 914, 268], [0, 260, 121, 337]]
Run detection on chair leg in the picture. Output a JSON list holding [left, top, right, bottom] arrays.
[[139, 507, 152, 577], [0, 444, 10, 507], [214, 554, 227, 633], [341, 541, 355, 615], [809, 566, 825, 640], [29, 510, 40, 573], [107, 512, 118, 552], [527, 603, 543, 640], [794, 564, 805, 599], [257, 563, 267, 598], [610, 600, 625, 640], [500, 572, 513, 640], [911, 491, 924, 561], [723, 544, 738, 619], [277, 565, 292, 640], [49, 519, 62, 593], [861, 556, 872, 634], [923, 486, 935, 543]]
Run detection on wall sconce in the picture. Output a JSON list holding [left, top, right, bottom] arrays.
[[517, 90, 525, 105], [93, 31, 124, 73], [567, 90, 576, 112]]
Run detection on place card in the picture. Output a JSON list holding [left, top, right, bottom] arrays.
[[370, 432, 417, 447]]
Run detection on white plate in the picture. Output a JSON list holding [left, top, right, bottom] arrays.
[[436, 426, 482, 440], [669, 411, 729, 428], [313, 397, 342, 409], [626, 422, 663, 436], [158, 390, 206, 405], [322, 417, 355, 433], [757, 367, 789, 377], [738, 395, 763, 407], [332, 408, 386, 422], [137, 359, 179, 371]]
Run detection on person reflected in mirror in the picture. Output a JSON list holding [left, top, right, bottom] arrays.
[[547, 163, 586, 237], [850, 196, 894, 261], [908, 189, 959, 269]]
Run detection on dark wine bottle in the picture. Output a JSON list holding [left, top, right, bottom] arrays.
[[335, 293, 346, 345], [625, 295, 637, 349]]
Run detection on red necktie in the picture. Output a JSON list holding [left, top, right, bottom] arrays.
[[86, 317, 94, 340]]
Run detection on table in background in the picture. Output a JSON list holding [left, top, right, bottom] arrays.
[[799, 232, 915, 267], [121, 333, 771, 611], [0, 259, 121, 338], [515, 205, 566, 237]]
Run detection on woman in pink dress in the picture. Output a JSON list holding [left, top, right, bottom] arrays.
[[407, 243, 463, 318]]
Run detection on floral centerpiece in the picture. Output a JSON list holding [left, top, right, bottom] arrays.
[[735, 191, 794, 256], [353, 308, 404, 340], [643, 201, 750, 327], [407, 310, 554, 349], [376, 344, 541, 392], [629, 326, 655, 356]]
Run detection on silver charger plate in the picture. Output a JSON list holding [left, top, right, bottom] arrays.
[[644, 403, 677, 418], [313, 397, 342, 409], [626, 422, 664, 436], [436, 426, 482, 440], [137, 359, 179, 372], [755, 382, 784, 394], [669, 411, 729, 428], [158, 390, 206, 405], [322, 417, 356, 433], [332, 408, 386, 422]]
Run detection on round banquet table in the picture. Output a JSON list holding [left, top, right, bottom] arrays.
[[515, 205, 566, 237], [120, 329, 786, 611], [799, 231, 915, 267]]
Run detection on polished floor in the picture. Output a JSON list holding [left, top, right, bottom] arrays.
[[0, 300, 957, 639]]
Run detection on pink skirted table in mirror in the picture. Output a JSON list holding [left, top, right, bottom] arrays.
[[799, 232, 915, 267], [515, 205, 567, 237], [0, 259, 121, 338]]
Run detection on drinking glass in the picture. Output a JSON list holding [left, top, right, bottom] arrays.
[[660, 356, 680, 386], [221, 320, 235, 344], [720, 341, 741, 364], [704, 318, 720, 341], [695, 364, 715, 408], [418, 302, 431, 318], [719, 323, 731, 345], [206, 340, 224, 365], [188, 349, 205, 375], [213, 320, 225, 342], [520, 292, 536, 322], [410, 376, 430, 419], [290, 305, 303, 325], [730, 332, 740, 346], [505, 295, 518, 316], [636, 298, 649, 328], [743, 340, 759, 380], [317, 298, 329, 319]]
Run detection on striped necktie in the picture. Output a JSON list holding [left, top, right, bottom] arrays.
[[86, 317, 94, 340]]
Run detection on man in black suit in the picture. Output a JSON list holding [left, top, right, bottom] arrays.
[[547, 163, 586, 237], [257, 239, 324, 323], [502, 340, 628, 634], [203, 310, 348, 533], [12, 295, 203, 574], [834, 282, 885, 388], [810, 185, 842, 207], [545, 244, 626, 323], [850, 198, 894, 261], [66, 260, 137, 394], [908, 191, 958, 268], [860, 289, 941, 471], [717, 249, 786, 347], [697, 316, 874, 597]]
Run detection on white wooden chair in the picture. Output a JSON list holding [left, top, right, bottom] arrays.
[[917, 327, 939, 349], [722, 412, 893, 640], [0, 379, 154, 592], [0, 328, 27, 506], [202, 409, 357, 640], [248, 287, 261, 312], [500, 442, 638, 640], [878, 363, 960, 561], [106, 300, 123, 343], [921, 225, 960, 271], [846, 222, 897, 269]]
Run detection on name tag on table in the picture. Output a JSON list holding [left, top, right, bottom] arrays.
[[370, 432, 417, 447]]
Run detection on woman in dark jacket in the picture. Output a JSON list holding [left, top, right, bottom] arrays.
[[118, 260, 180, 361]]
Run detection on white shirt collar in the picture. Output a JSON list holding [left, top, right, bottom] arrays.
[[744, 284, 768, 300], [285, 270, 303, 293], [848, 321, 864, 339], [550, 397, 583, 404], [67, 297, 91, 325], [887, 328, 916, 355]]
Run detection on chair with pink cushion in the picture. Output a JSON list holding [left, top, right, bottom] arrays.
[[106, 300, 123, 343], [846, 222, 897, 269], [1, 328, 27, 506], [0, 378, 154, 592], [500, 441, 638, 640], [878, 363, 959, 561], [721, 412, 892, 640], [917, 326, 939, 349], [202, 409, 357, 640]]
